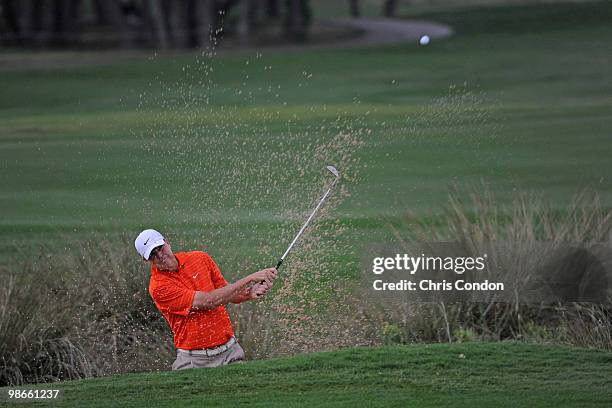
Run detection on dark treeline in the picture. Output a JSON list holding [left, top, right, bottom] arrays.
[[0, 0, 316, 48], [0, 0, 402, 49]]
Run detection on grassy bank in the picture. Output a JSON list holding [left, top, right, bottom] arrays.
[[3, 342, 612, 407]]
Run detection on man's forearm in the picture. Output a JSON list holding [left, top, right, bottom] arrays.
[[191, 277, 252, 311], [230, 289, 252, 304]]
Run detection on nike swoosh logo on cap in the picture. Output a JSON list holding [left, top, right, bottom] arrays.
[[144, 238, 150, 245]]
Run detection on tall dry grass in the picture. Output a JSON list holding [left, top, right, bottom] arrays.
[[0, 238, 175, 386], [383, 188, 612, 347], [0, 268, 93, 385]]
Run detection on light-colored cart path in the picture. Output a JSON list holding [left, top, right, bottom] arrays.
[[324, 18, 453, 46]]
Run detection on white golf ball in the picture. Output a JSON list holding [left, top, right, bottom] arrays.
[[419, 35, 430, 46]]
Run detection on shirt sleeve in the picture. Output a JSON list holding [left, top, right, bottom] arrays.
[[205, 253, 228, 289], [150, 279, 196, 316]]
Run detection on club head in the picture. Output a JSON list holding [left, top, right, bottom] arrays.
[[326, 165, 340, 179]]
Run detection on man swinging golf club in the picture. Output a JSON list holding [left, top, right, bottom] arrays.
[[135, 165, 339, 370], [135, 229, 277, 370]]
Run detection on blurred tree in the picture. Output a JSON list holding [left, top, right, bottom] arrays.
[[89, 0, 128, 46], [159, 0, 175, 46], [266, 0, 279, 18], [22, 0, 57, 46], [186, 0, 214, 48], [92, 0, 110, 24], [383, 0, 398, 17], [52, 0, 81, 45], [28, 0, 47, 42], [349, 0, 360, 18], [141, 0, 167, 48], [237, 0, 258, 45], [1, 0, 21, 43], [128, 0, 214, 49], [284, 0, 311, 42]]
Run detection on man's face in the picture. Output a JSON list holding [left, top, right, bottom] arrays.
[[148, 241, 177, 271]]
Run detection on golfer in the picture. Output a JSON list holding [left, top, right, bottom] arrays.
[[135, 228, 277, 370]]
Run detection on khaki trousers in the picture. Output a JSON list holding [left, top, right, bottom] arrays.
[[172, 342, 245, 370]]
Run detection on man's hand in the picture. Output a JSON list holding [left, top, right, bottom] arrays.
[[247, 267, 277, 285], [249, 280, 273, 299], [227, 268, 277, 304]]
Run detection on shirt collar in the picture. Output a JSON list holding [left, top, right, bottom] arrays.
[[174, 252, 187, 269]]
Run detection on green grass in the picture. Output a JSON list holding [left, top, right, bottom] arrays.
[[410, 1, 612, 34], [1, 1, 612, 269], [3, 343, 612, 407]]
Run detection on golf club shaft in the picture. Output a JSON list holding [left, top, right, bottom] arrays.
[[276, 180, 337, 270]]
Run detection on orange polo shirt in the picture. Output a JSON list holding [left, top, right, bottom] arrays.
[[149, 251, 234, 350]]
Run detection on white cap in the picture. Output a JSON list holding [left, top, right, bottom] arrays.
[[134, 229, 165, 260]]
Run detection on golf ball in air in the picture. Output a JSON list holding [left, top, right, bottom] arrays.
[[419, 35, 430, 46]]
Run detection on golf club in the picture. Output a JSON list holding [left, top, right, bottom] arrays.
[[275, 165, 340, 270]]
